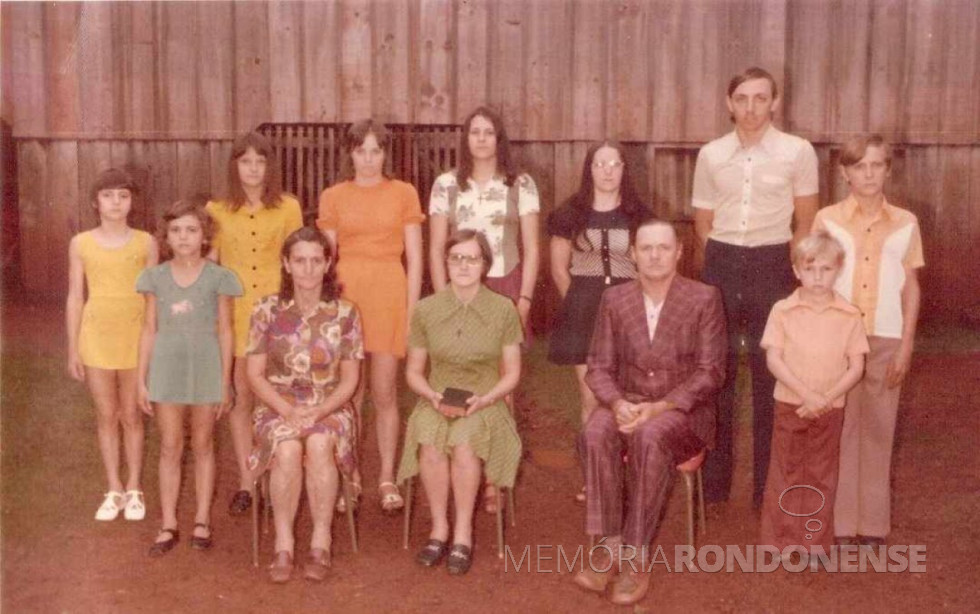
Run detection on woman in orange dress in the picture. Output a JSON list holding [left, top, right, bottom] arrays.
[[317, 119, 424, 513], [206, 132, 304, 515]]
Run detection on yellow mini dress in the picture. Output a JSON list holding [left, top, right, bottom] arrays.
[[206, 195, 304, 357], [77, 229, 153, 369]]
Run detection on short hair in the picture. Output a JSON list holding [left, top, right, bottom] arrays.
[[339, 119, 392, 181], [839, 134, 893, 169], [157, 195, 216, 260], [445, 229, 493, 282], [278, 226, 341, 303], [629, 214, 674, 248], [792, 230, 845, 267], [226, 132, 284, 211], [727, 66, 779, 99], [89, 168, 138, 205]]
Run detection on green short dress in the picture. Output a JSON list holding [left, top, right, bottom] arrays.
[[396, 285, 523, 488], [136, 261, 243, 404]]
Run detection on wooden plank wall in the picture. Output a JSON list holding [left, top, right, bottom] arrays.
[[4, 0, 979, 322]]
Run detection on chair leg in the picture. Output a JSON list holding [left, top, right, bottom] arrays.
[[683, 471, 695, 549], [507, 486, 516, 528], [496, 487, 505, 559], [261, 472, 272, 535], [344, 479, 358, 554], [251, 478, 260, 568], [696, 468, 706, 537], [402, 477, 413, 550]]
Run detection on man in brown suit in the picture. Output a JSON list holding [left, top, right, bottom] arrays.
[[574, 218, 727, 606]]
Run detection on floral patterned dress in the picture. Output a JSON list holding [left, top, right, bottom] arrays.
[[246, 295, 364, 478]]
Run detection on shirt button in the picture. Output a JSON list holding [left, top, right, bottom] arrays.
[[253, 284, 258, 289], [251, 231, 257, 236], [647, 371, 655, 377], [252, 248, 257, 253], [252, 266, 257, 271], [250, 215, 255, 220]]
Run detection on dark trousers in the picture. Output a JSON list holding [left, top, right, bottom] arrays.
[[701, 239, 795, 506], [579, 409, 704, 548]]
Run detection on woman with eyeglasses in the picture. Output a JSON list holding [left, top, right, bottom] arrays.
[[547, 141, 648, 503], [427, 105, 539, 514], [397, 229, 522, 575]]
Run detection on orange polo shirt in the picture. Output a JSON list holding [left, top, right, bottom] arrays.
[[761, 289, 869, 408], [813, 196, 924, 338]]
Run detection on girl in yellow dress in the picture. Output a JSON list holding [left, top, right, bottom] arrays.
[[206, 132, 303, 515], [66, 168, 159, 522]]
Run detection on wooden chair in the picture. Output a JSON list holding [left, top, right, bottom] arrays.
[[402, 477, 516, 559], [251, 471, 359, 567]]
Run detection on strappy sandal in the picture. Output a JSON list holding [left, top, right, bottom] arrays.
[[447, 544, 473, 576], [190, 523, 213, 551], [148, 528, 180, 557], [95, 491, 124, 521], [378, 481, 404, 514], [123, 490, 146, 521], [268, 550, 293, 584], [415, 539, 448, 567]]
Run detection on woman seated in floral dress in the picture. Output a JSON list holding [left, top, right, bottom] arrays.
[[397, 229, 523, 575], [246, 227, 364, 583]]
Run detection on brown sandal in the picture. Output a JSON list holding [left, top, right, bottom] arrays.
[[268, 550, 293, 584], [304, 548, 331, 582]]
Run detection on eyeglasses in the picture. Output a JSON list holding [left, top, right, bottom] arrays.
[[593, 160, 624, 170], [447, 254, 483, 266]]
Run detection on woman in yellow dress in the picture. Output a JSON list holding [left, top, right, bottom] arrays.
[[66, 168, 159, 522], [206, 132, 303, 515]]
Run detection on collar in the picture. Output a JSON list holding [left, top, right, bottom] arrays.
[[782, 288, 860, 315], [842, 195, 895, 223], [720, 124, 782, 161], [276, 296, 331, 318], [435, 285, 498, 321]]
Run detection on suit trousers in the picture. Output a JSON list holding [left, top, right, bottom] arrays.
[[834, 337, 903, 538], [580, 408, 704, 549], [701, 239, 795, 506]]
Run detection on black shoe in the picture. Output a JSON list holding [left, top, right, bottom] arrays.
[[228, 490, 252, 516], [447, 544, 472, 576], [190, 523, 213, 551], [148, 528, 180, 557], [415, 539, 448, 567]]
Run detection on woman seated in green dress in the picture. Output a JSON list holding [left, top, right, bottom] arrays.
[[246, 227, 364, 583], [397, 229, 523, 576]]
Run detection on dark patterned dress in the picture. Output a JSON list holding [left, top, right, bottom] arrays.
[[246, 295, 364, 478]]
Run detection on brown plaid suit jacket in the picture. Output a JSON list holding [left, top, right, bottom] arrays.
[[585, 275, 728, 447]]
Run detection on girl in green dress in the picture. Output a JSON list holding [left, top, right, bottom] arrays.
[[136, 199, 243, 556], [398, 229, 523, 575]]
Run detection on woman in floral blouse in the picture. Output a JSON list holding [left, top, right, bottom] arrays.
[[246, 227, 364, 584]]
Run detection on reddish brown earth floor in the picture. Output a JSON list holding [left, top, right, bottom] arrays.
[[2, 298, 978, 613]]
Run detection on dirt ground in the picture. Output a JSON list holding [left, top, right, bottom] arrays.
[[2, 297, 978, 613]]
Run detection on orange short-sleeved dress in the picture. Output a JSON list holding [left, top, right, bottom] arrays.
[[206, 195, 304, 356], [77, 229, 153, 369], [317, 179, 424, 357]]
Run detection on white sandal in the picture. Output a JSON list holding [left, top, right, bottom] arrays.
[[95, 491, 124, 521], [378, 481, 404, 513], [124, 490, 146, 521]]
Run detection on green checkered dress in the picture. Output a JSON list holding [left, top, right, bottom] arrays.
[[397, 286, 523, 487]]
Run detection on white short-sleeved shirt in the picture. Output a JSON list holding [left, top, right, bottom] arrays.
[[692, 125, 819, 247], [428, 170, 540, 278]]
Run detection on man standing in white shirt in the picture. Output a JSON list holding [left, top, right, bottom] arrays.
[[692, 67, 819, 507]]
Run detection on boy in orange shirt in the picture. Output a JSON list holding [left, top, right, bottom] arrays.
[[759, 231, 869, 556]]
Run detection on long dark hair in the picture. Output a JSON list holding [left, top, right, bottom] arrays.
[[456, 106, 518, 191], [278, 227, 341, 303], [225, 132, 284, 211], [339, 118, 392, 181], [558, 141, 647, 251]]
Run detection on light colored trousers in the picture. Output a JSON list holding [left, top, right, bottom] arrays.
[[834, 337, 903, 538]]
